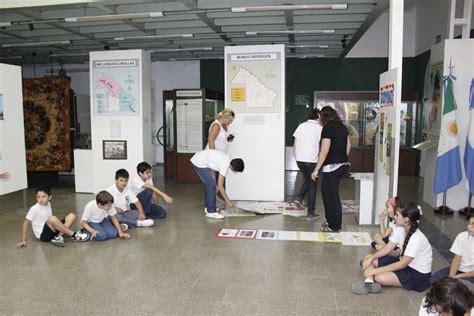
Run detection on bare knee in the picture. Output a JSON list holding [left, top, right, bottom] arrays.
[[65, 213, 76, 221]]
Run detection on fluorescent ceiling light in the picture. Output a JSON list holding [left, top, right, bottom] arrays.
[[0, 22, 13, 27], [50, 52, 89, 57], [246, 30, 335, 35], [114, 33, 193, 41], [232, 4, 347, 13], [288, 54, 325, 58], [64, 11, 164, 23], [288, 45, 329, 49], [150, 47, 213, 53], [0, 55, 23, 59], [2, 40, 71, 48]]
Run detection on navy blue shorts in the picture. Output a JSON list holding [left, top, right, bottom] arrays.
[[378, 255, 431, 292]]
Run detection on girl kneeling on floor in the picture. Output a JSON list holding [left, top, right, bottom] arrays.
[[352, 203, 433, 295]]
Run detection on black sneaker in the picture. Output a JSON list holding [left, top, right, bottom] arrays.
[[371, 241, 377, 249], [306, 212, 321, 220], [321, 225, 340, 233], [51, 235, 65, 247]]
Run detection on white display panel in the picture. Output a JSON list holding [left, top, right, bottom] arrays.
[[225, 45, 285, 201], [88, 50, 152, 193], [176, 98, 203, 153], [373, 68, 401, 219], [0, 64, 27, 195]]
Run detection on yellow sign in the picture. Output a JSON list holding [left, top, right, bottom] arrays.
[[231, 87, 246, 101]]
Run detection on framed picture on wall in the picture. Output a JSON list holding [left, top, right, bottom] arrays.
[[103, 140, 127, 160]]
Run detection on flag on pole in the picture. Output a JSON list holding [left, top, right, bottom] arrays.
[[434, 72, 463, 194], [464, 79, 474, 195]]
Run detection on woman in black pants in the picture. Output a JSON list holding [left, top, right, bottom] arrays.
[[311, 106, 351, 232]]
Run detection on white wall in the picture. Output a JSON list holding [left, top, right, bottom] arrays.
[[0, 64, 28, 195], [150, 61, 200, 164], [347, 7, 417, 58], [415, 0, 474, 55]]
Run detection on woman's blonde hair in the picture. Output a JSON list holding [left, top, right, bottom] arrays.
[[216, 108, 235, 120]]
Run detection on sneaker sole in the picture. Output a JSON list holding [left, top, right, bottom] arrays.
[[351, 282, 382, 295], [51, 241, 65, 247]]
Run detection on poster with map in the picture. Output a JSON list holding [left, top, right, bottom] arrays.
[[226, 52, 281, 113], [92, 59, 140, 116]]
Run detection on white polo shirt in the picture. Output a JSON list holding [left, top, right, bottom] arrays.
[[403, 229, 433, 274], [131, 175, 153, 195], [389, 226, 406, 249], [106, 184, 139, 211], [293, 119, 322, 163], [81, 200, 117, 224], [25, 202, 52, 239], [450, 231, 474, 273], [190, 149, 230, 177]]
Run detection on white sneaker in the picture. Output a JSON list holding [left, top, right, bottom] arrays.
[[137, 219, 154, 227], [119, 223, 128, 232], [206, 212, 224, 219], [204, 207, 220, 214]]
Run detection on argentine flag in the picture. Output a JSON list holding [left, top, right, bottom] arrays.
[[434, 74, 463, 194], [464, 79, 474, 195]]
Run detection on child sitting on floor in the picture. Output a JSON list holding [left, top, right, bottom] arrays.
[[352, 203, 432, 295], [17, 187, 89, 248], [130, 162, 173, 219], [372, 196, 399, 251], [430, 213, 474, 284]]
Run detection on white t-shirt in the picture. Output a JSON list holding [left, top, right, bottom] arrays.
[[403, 229, 433, 274], [450, 231, 474, 273], [106, 184, 139, 211], [190, 149, 230, 177], [389, 226, 406, 248], [81, 200, 117, 224], [25, 202, 52, 239], [205, 120, 230, 153], [131, 175, 153, 195], [293, 120, 322, 163]]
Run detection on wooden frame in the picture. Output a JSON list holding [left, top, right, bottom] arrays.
[[103, 140, 127, 160]]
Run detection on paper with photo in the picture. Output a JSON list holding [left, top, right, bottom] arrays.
[[256, 230, 279, 240], [236, 229, 257, 239], [341, 232, 372, 246], [216, 228, 239, 238], [316, 232, 341, 243], [277, 230, 298, 241], [298, 231, 318, 241]]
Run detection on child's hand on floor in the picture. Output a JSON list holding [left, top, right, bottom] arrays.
[[17, 240, 27, 248], [119, 232, 130, 239], [163, 195, 173, 204]]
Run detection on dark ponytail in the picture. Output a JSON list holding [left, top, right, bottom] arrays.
[[399, 203, 421, 257]]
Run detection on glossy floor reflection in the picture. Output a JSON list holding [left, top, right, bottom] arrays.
[[0, 168, 469, 315]]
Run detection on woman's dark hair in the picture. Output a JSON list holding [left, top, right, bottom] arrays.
[[398, 202, 421, 257], [319, 106, 342, 125], [424, 277, 473, 316], [308, 108, 319, 120]]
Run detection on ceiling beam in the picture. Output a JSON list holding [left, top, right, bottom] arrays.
[[181, 0, 232, 44], [339, 0, 388, 58]]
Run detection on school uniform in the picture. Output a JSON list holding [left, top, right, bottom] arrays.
[[106, 184, 139, 227], [379, 229, 433, 292], [82, 200, 117, 241], [130, 175, 166, 219], [190, 149, 230, 214], [26, 202, 60, 242], [293, 119, 322, 215], [430, 231, 474, 284]]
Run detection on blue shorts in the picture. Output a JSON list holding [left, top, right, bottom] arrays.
[[378, 255, 431, 292]]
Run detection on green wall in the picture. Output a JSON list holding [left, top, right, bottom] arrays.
[[201, 54, 430, 145]]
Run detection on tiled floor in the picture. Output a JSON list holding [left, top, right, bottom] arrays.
[[0, 168, 470, 315]]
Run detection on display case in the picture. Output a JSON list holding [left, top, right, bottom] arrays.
[[162, 89, 224, 181], [314, 92, 418, 174]]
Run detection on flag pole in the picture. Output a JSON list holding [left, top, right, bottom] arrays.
[[434, 191, 454, 215], [458, 193, 474, 216]]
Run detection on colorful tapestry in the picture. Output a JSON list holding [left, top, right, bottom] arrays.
[[23, 77, 71, 171]]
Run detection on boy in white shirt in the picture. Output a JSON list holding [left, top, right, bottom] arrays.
[[190, 149, 244, 219], [17, 187, 89, 248], [130, 162, 173, 219], [106, 169, 153, 227], [430, 214, 474, 284], [81, 191, 130, 241]]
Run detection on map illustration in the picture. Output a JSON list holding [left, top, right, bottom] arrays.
[[93, 59, 140, 116], [230, 66, 277, 108]]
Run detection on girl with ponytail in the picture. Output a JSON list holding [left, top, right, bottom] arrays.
[[352, 203, 433, 295]]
